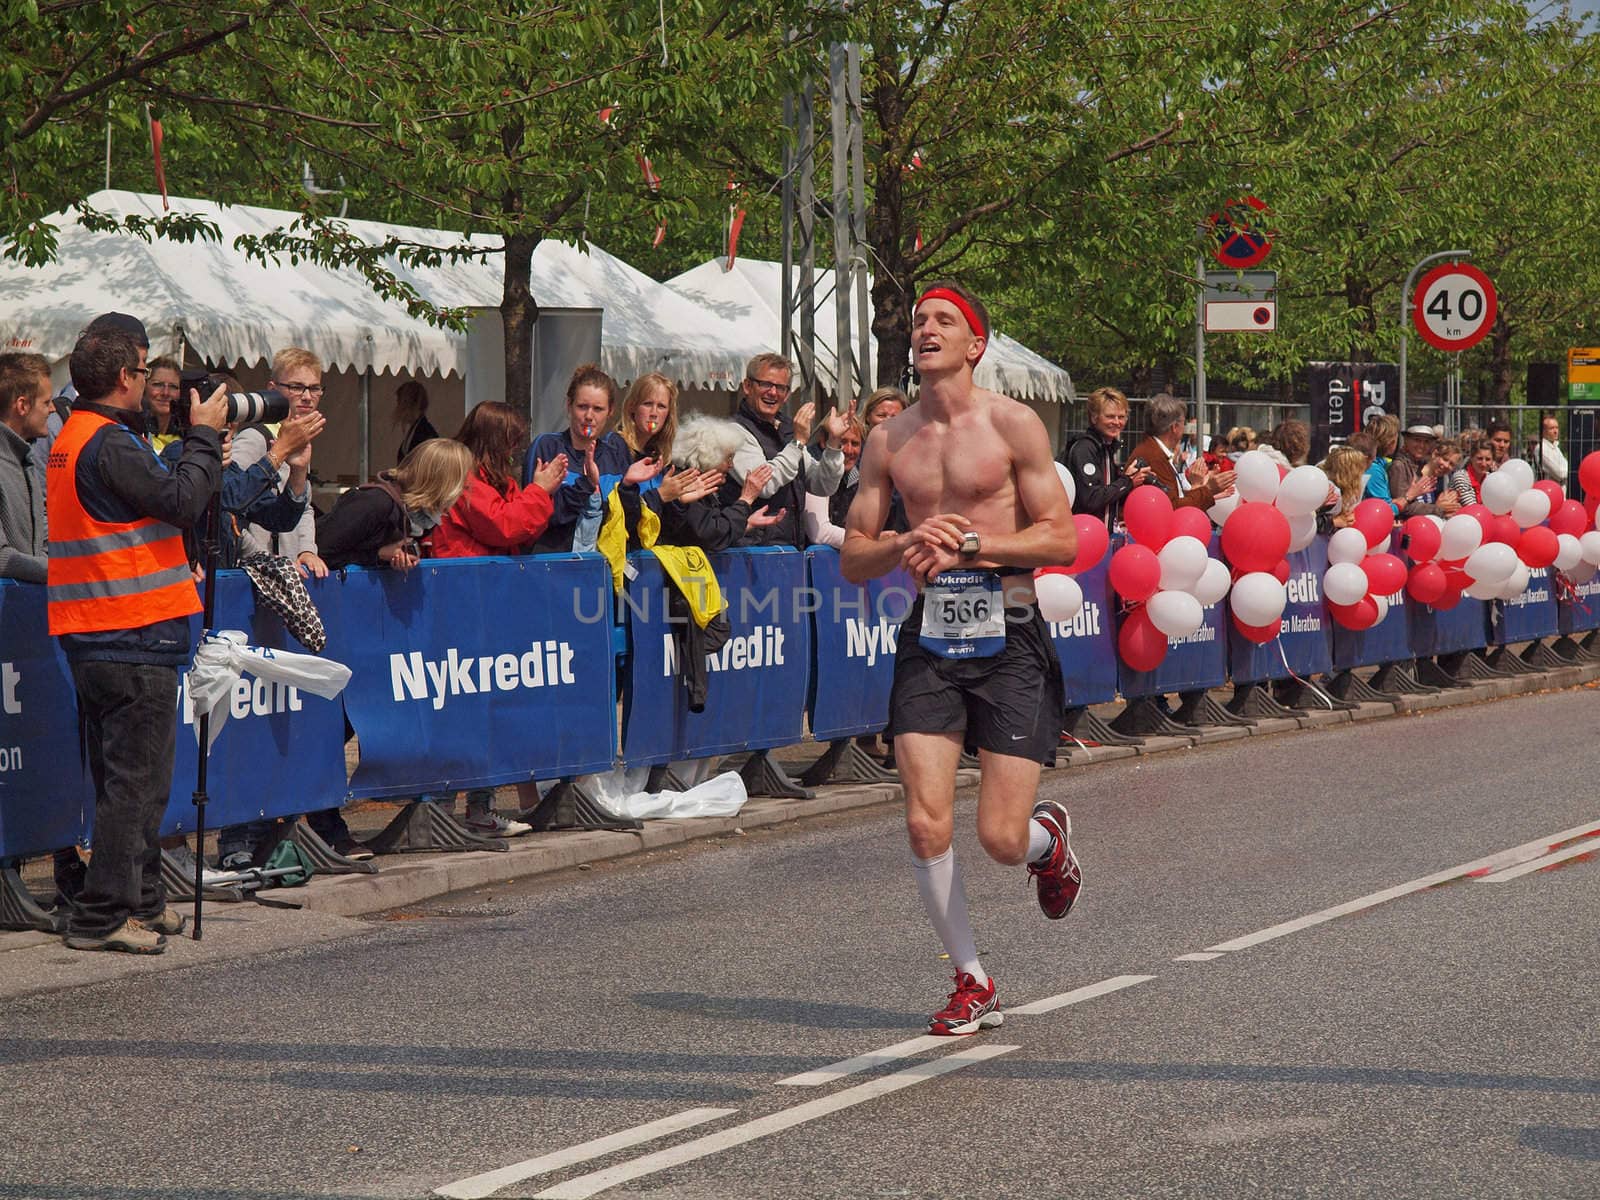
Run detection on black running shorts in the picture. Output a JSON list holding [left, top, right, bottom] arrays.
[[887, 595, 1064, 766]]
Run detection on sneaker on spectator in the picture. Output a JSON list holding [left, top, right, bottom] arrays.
[[464, 811, 532, 838], [929, 971, 1002, 1036], [143, 906, 187, 936], [1027, 800, 1082, 920], [332, 837, 375, 862], [63, 918, 166, 955]]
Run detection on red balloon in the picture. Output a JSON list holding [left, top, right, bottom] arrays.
[[1489, 514, 1521, 546], [1402, 515, 1441, 563], [1117, 606, 1168, 672], [1362, 552, 1407, 597], [1328, 595, 1380, 630], [1270, 558, 1291, 584], [1123, 486, 1174, 550], [1534, 479, 1565, 509], [1220, 502, 1291, 573], [1065, 514, 1109, 576], [1587, 493, 1600, 527], [1581, 451, 1600, 497], [1459, 503, 1496, 541], [1550, 499, 1589, 539], [1232, 613, 1280, 644], [1516, 525, 1559, 569], [1406, 562, 1447, 604], [1169, 506, 1213, 544], [1108, 543, 1161, 603], [1433, 583, 1464, 610], [1352, 498, 1394, 550]]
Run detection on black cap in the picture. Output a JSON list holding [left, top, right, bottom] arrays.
[[85, 311, 149, 348]]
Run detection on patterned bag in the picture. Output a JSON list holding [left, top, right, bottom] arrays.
[[238, 552, 327, 652]]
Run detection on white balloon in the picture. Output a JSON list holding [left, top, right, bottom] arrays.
[[1500, 561, 1531, 599], [1275, 464, 1330, 517], [1465, 578, 1503, 601], [1555, 533, 1584, 572], [1579, 530, 1600, 565], [1147, 589, 1205, 637], [1053, 461, 1076, 509], [1498, 458, 1535, 492], [1192, 557, 1231, 606], [1323, 561, 1369, 606], [1464, 542, 1516, 585], [1366, 539, 1390, 556], [1234, 450, 1282, 504], [1207, 488, 1241, 526], [1035, 572, 1084, 623], [1287, 512, 1317, 552], [1510, 488, 1551, 529], [1479, 471, 1520, 516], [1231, 571, 1288, 626], [1327, 527, 1368, 565], [1372, 595, 1390, 624], [1157, 535, 1209, 591], [1569, 558, 1599, 583], [1440, 513, 1484, 560], [1427, 515, 1446, 533]]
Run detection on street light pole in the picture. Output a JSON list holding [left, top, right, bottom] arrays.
[[1399, 249, 1470, 429]]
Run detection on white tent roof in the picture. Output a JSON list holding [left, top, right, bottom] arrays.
[[0, 190, 761, 387], [666, 258, 1074, 404]]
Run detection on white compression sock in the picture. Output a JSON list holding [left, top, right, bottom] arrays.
[[911, 848, 987, 986], [1026, 818, 1055, 865]]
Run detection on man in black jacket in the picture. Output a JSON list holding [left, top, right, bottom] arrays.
[[1058, 385, 1152, 523], [721, 353, 851, 548]]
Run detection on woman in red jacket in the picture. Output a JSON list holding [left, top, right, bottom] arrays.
[[433, 402, 567, 558]]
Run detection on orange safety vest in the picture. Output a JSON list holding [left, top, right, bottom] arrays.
[[46, 411, 200, 636]]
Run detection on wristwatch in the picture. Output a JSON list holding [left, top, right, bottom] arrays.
[[959, 531, 981, 559]]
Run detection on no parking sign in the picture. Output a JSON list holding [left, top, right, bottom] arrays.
[[1412, 262, 1497, 352]]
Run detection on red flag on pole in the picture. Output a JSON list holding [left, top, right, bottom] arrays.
[[725, 174, 746, 270], [145, 104, 168, 210]]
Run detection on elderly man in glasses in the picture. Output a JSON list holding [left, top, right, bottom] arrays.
[[231, 346, 330, 580], [721, 352, 853, 549]]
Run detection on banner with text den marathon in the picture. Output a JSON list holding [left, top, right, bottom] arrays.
[[1229, 538, 1332, 683], [622, 547, 809, 767], [1492, 568, 1558, 645], [341, 555, 618, 797], [1048, 554, 1119, 706], [163, 570, 348, 836], [1557, 571, 1600, 636], [0, 582, 90, 858], [806, 548, 915, 741], [1307, 361, 1399, 463]]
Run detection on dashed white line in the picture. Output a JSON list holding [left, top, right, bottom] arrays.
[[1008, 973, 1156, 1015], [433, 1107, 735, 1199], [776, 1034, 951, 1087], [1173, 952, 1223, 962], [1477, 838, 1599, 883], [532, 1044, 1017, 1200]]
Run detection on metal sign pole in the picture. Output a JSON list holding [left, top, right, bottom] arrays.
[[1194, 253, 1207, 442]]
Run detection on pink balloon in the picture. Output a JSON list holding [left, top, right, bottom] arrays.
[[1169, 506, 1213, 544], [1534, 479, 1565, 510], [1352, 499, 1394, 550], [1065, 514, 1109, 575], [1362, 553, 1407, 596], [1124, 486, 1174, 549], [1516, 525, 1559, 569], [1402, 515, 1441, 563], [1219, 502, 1291, 573], [1108, 544, 1161, 603], [1406, 562, 1446, 604], [1550, 499, 1589, 539], [1328, 596, 1380, 630], [1117, 606, 1168, 672]]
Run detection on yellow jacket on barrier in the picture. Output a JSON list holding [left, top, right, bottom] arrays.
[[596, 487, 723, 628]]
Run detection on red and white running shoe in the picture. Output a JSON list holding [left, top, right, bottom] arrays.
[[1027, 800, 1082, 920], [929, 972, 1003, 1036]]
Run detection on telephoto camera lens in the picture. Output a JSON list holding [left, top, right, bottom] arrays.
[[225, 389, 291, 425]]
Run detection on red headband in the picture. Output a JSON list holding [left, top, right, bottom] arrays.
[[915, 287, 987, 359]]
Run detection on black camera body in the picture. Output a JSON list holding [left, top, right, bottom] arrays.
[[178, 368, 292, 425]]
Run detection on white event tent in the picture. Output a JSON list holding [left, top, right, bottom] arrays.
[[666, 258, 1076, 409]]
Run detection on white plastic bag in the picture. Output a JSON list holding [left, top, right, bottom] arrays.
[[581, 765, 748, 820], [188, 629, 353, 749]]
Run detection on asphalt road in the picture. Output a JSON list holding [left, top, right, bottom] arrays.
[[1, 689, 1597, 1200]]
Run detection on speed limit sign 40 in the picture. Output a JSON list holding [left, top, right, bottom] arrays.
[[1412, 262, 1497, 352]]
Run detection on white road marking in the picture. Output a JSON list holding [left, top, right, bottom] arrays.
[[1173, 952, 1223, 962], [432, 1107, 735, 1199], [1204, 819, 1600, 953], [533, 1044, 1018, 1199], [776, 1034, 951, 1087], [1008, 974, 1155, 1015], [1476, 837, 1599, 883]]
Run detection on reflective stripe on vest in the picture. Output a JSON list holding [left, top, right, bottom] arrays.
[[46, 411, 201, 636]]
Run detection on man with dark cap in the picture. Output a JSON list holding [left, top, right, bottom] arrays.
[[48, 315, 228, 953]]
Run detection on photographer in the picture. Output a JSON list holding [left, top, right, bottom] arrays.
[[234, 348, 329, 578], [47, 320, 226, 954]]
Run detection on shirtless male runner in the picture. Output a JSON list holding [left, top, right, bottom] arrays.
[[840, 281, 1082, 1035]]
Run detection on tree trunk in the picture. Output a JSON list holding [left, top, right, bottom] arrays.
[[865, 47, 914, 389], [1489, 314, 1513, 407], [501, 230, 539, 416]]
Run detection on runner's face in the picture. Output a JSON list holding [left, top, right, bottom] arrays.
[[1091, 404, 1128, 438], [912, 299, 981, 373], [569, 385, 612, 441], [632, 386, 670, 439]]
